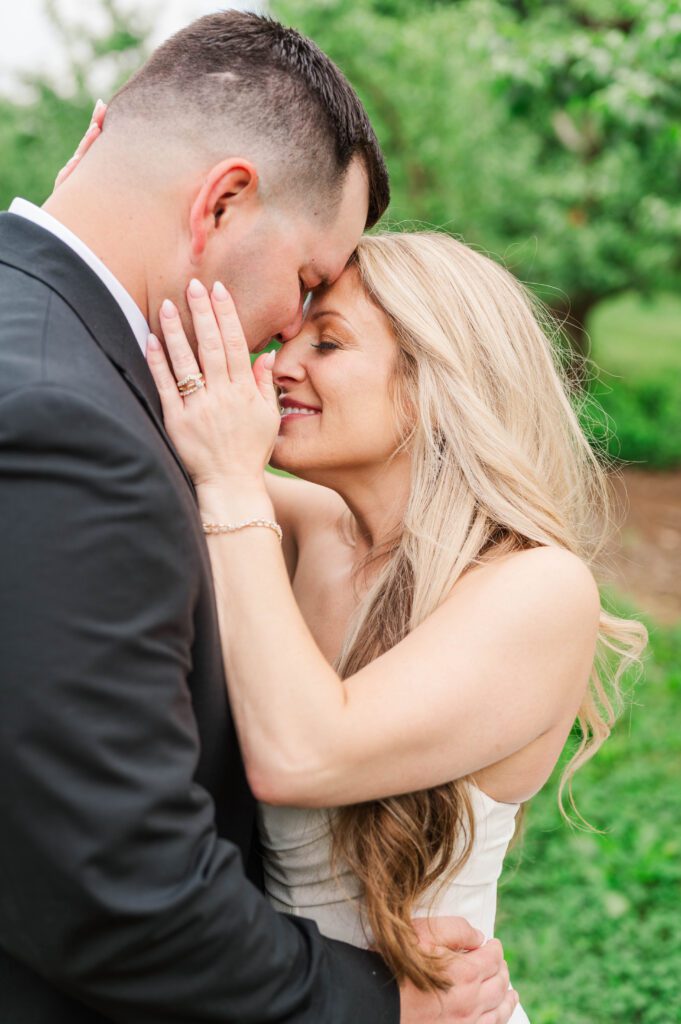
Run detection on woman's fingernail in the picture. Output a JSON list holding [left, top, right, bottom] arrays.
[[212, 280, 229, 300], [161, 298, 177, 317], [147, 333, 160, 351], [263, 351, 275, 369], [188, 278, 206, 298]]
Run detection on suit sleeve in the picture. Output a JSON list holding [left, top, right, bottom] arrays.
[[0, 384, 399, 1024]]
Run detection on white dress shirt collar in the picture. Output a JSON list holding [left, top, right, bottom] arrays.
[[9, 197, 149, 355]]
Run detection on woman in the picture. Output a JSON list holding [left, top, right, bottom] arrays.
[[145, 230, 646, 1017]]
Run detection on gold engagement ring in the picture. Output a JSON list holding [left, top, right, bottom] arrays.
[[176, 372, 206, 397]]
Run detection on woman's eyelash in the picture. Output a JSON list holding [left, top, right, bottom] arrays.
[[310, 340, 339, 352]]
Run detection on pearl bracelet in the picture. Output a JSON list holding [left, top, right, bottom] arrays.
[[201, 518, 283, 543]]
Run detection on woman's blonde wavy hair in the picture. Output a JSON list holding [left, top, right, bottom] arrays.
[[329, 231, 647, 992]]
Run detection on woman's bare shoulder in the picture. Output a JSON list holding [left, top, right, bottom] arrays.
[[461, 543, 598, 598], [448, 544, 601, 643]]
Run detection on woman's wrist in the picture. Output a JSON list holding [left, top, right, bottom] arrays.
[[196, 480, 275, 526]]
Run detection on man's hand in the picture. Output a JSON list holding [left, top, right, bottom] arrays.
[[399, 918, 519, 1023]]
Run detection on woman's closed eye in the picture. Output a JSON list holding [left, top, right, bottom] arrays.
[[310, 339, 340, 353]]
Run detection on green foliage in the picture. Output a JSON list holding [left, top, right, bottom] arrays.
[[0, 95, 93, 210], [484, 0, 681, 332], [585, 373, 681, 469], [581, 293, 681, 468], [497, 617, 681, 1023], [590, 293, 681, 377], [0, 0, 151, 210], [274, 0, 681, 340], [274, 0, 681, 465]]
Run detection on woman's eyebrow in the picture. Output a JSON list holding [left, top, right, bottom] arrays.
[[309, 309, 354, 331]]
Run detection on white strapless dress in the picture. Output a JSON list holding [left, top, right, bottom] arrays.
[[258, 784, 529, 1023]]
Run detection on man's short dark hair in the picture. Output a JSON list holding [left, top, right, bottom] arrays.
[[109, 11, 389, 228]]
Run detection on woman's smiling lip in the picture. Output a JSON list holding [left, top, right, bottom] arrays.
[[279, 397, 322, 413]]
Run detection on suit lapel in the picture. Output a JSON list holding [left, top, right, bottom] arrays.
[[0, 212, 196, 497]]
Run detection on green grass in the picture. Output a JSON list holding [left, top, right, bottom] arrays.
[[589, 293, 681, 379], [497, 617, 681, 1023]]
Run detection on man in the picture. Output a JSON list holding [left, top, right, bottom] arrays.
[[0, 12, 515, 1023]]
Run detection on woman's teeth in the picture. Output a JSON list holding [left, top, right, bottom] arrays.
[[280, 407, 319, 417]]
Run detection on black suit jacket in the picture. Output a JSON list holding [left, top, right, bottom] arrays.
[[0, 212, 398, 1024]]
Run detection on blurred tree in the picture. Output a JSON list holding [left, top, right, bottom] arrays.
[[0, 0, 151, 210], [275, 0, 681, 356]]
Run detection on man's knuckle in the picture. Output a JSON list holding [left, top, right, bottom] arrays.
[[458, 953, 483, 984], [456, 990, 476, 1017], [449, 959, 474, 990], [463, 960, 480, 985], [492, 975, 506, 1003], [487, 939, 503, 959]]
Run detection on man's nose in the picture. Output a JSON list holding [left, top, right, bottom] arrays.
[[276, 297, 305, 343]]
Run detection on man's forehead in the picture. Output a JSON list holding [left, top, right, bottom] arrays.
[[308, 262, 359, 307], [303, 248, 350, 290], [341, 156, 371, 220], [310, 160, 369, 266]]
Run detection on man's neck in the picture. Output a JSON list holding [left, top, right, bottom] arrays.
[[43, 182, 150, 321]]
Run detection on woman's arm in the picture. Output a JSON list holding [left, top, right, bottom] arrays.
[[264, 470, 345, 580], [203, 520, 599, 807], [147, 282, 601, 809], [263, 471, 299, 578]]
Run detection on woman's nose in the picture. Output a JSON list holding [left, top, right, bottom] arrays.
[[273, 338, 307, 387]]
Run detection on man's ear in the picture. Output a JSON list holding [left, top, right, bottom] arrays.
[[189, 159, 259, 261]]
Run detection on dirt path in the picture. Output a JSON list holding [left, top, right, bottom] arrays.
[[605, 469, 681, 624]]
